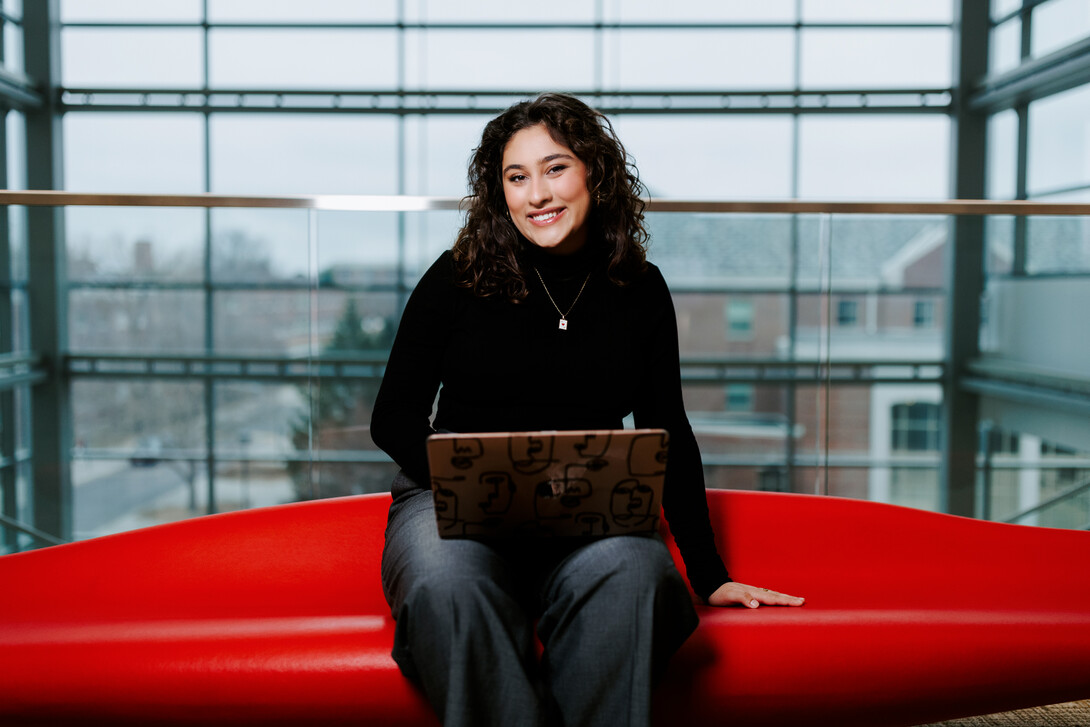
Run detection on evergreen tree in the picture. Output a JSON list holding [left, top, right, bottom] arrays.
[[289, 299, 396, 500]]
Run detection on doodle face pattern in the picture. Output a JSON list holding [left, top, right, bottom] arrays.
[[426, 430, 668, 538]]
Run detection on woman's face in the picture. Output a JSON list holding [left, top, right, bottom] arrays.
[[501, 124, 591, 256]]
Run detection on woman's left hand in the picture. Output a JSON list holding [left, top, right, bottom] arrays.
[[707, 581, 805, 609]]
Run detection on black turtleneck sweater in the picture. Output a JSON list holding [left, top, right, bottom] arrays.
[[370, 243, 731, 601]]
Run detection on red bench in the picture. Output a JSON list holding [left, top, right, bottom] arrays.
[[1, 489, 1089, 726]]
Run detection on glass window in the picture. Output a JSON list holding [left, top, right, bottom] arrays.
[[615, 0, 795, 23], [422, 0, 593, 23], [800, 29, 952, 89], [209, 115, 398, 195], [208, 0, 397, 22], [725, 384, 755, 412], [63, 113, 206, 193], [1025, 215, 1090, 274], [1027, 83, 1090, 196], [799, 116, 950, 199], [837, 299, 859, 326], [66, 207, 205, 283], [315, 211, 401, 273], [674, 292, 788, 356], [403, 116, 491, 196], [914, 299, 936, 328], [3, 18, 23, 74], [608, 29, 794, 90], [987, 109, 1018, 199], [891, 402, 941, 451], [647, 215, 796, 291], [6, 110, 25, 190], [62, 29, 204, 87], [407, 30, 595, 90], [8, 205, 26, 284], [984, 215, 1016, 276], [68, 290, 206, 354], [211, 208, 310, 283], [726, 300, 755, 340], [1032, 0, 1090, 59], [11, 289, 28, 352], [990, 17, 1023, 75], [802, 0, 953, 23], [613, 116, 794, 198], [62, 0, 203, 22], [992, 0, 1022, 21], [71, 379, 207, 539], [213, 291, 311, 355], [209, 29, 399, 90]]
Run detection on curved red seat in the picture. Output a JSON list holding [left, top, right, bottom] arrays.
[[1, 490, 1088, 726]]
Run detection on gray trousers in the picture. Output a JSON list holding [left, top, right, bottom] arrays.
[[380, 473, 698, 727]]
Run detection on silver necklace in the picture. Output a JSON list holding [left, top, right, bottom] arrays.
[[533, 267, 591, 331]]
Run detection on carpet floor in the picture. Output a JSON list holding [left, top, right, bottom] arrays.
[[919, 700, 1090, 726]]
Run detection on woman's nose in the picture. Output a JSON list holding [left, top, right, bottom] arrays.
[[529, 177, 551, 205]]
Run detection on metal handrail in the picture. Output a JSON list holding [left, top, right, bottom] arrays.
[[2, 190, 1090, 216], [0, 513, 67, 547], [1004, 477, 1090, 525]]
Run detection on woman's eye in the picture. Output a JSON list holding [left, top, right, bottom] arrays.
[[547, 165, 567, 175], [508, 174, 526, 183]]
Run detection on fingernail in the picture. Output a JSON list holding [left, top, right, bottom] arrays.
[[750, 599, 759, 608]]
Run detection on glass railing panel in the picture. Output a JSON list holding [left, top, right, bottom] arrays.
[[71, 378, 208, 539], [984, 214, 1015, 276], [8, 203, 27, 283], [647, 212, 795, 288], [67, 206, 205, 284], [979, 424, 1090, 529], [69, 289, 206, 354], [401, 210, 465, 285], [6, 193, 1090, 549], [683, 383, 793, 490], [212, 380, 300, 511], [1025, 214, 1090, 275], [211, 208, 315, 284], [213, 290, 312, 354]]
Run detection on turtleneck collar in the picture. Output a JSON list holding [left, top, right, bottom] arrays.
[[521, 239, 604, 278]]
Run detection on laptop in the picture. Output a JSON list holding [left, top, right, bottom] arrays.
[[425, 429, 669, 538]]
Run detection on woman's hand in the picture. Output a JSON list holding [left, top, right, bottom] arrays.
[[707, 581, 805, 609]]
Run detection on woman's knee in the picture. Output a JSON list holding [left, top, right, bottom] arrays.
[[551, 535, 684, 597]]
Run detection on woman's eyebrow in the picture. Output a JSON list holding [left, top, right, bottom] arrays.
[[503, 153, 574, 176]]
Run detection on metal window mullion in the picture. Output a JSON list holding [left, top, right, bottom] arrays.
[[24, 0, 72, 542], [1012, 103, 1029, 274], [783, 0, 802, 494], [201, 0, 217, 514], [941, 0, 991, 517], [0, 111, 16, 551]]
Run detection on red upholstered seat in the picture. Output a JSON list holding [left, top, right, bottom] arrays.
[[1, 490, 1088, 726]]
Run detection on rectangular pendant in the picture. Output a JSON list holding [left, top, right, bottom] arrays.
[[558, 318, 568, 331]]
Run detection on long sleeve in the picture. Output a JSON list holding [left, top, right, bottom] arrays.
[[631, 267, 731, 601], [369, 252, 457, 486]]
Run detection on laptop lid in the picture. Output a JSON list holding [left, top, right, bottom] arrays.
[[425, 429, 669, 538]]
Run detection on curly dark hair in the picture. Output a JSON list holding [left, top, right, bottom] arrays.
[[451, 93, 649, 300]]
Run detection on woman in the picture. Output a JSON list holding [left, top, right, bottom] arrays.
[[371, 93, 803, 727]]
